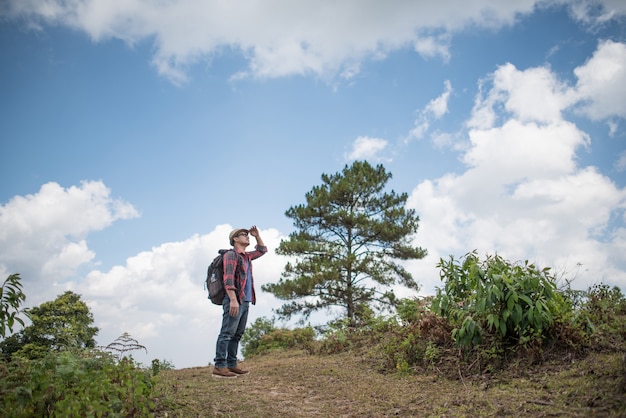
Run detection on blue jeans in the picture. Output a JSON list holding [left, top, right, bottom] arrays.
[[214, 297, 249, 368]]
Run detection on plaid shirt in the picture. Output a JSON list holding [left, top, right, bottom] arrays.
[[221, 245, 267, 304]]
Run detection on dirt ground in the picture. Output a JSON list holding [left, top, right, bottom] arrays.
[[153, 349, 626, 417]]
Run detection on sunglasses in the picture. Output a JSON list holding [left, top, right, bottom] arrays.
[[237, 232, 249, 237]]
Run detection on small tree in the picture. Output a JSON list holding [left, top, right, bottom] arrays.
[[0, 291, 99, 359], [263, 161, 427, 325]]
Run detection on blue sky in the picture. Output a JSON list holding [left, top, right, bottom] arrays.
[[1, 1, 625, 368]]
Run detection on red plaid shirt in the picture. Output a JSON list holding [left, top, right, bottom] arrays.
[[221, 245, 267, 304]]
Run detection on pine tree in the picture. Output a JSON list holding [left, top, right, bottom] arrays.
[[263, 161, 427, 325]]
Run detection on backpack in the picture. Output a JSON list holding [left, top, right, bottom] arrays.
[[205, 250, 242, 305]]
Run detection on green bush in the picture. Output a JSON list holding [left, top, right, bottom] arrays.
[[0, 350, 154, 417], [241, 317, 277, 358], [379, 311, 453, 373], [432, 251, 567, 349], [259, 327, 316, 353], [396, 297, 427, 325], [317, 313, 400, 355], [241, 317, 316, 358], [582, 283, 626, 350], [151, 358, 175, 376]]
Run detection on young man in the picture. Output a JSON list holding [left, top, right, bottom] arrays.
[[213, 225, 267, 378]]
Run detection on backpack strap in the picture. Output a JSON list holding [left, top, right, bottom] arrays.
[[225, 249, 245, 295]]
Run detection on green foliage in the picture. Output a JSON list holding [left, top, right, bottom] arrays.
[[432, 251, 565, 349], [1, 291, 99, 360], [259, 327, 316, 355], [264, 161, 427, 326], [0, 281, 167, 415], [151, 358, 175, 376], [318, 311, 400, 355], [241, 317, 277, 358], [586, 283, 626, 320], [0, 350, 154, 417], [379, 301, 453, 373], [581, 283, 626, 350], [0, 274, 28, 339], [241, 317, 316, 358], [396, 297, 431, 325]]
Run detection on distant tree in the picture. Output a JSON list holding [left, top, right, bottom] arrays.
[[263, 161, 427, 325], [0, 274, 28, 339], [0, 290, 99, 359]]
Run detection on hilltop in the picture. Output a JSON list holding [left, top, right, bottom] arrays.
[[153, 349, 625, 417]]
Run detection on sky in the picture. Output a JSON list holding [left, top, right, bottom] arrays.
[[1, 0, 625, 369]]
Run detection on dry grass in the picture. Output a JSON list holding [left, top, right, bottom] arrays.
[[152, 349, 626, 417]]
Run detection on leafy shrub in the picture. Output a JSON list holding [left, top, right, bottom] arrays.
[[396, 297, 434, 325], [583, 283, 626, 350], [0, 350, 154, 417], [151, 358, 175, 376], [317, 314, 399, 355], [259, 327, 316, 354], [242, 317, 316, 357], [379, 311, 453, 373], [241, 317, 277, 358], [432, 251, 567, 349]]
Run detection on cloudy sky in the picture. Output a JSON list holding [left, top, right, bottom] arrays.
[[1, 0, 625, 368]]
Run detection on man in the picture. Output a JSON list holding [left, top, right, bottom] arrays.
[[213, 225, 267, 378]]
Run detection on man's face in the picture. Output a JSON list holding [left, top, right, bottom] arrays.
[[234, 231, 249, 246]]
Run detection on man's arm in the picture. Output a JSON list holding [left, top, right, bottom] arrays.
[[249, 225, 264, 246], [248, 226, 267, 259], [223, 250, 240, 316]]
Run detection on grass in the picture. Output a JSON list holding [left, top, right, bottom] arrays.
[[152, 349, 626, 417]]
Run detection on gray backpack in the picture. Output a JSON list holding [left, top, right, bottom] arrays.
[[205, 250, 242, 305]]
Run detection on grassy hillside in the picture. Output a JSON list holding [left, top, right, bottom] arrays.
[[152, 275, 626, 417], [152, 349, 625, 417]]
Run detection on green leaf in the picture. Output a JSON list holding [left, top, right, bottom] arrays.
[[519, 294, 533, 306], [506, 292, 516, 311], [499, 319, 507, 337], [476, 298, 486, 313]]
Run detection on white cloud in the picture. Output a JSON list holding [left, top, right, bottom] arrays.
[[409, 80, 453, 141], [346, 136, 389, 161], [408, 46, 626, 296], [0, 181, 139, 299], [616, 151, 626, 172], [573, 40, 626, 120], [469, 63, 578, 128], [0, 0, 561, 84], [566, 0, 626, 25], [463, 119, 588, 179], [42, 240, 95, 279], [413, 33, 451, 62]]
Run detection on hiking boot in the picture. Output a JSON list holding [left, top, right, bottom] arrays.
[[212, 367, 237, 378], [228, 366, 249, 375]]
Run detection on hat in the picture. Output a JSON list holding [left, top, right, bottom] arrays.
[[229, 228, 249, 245]]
